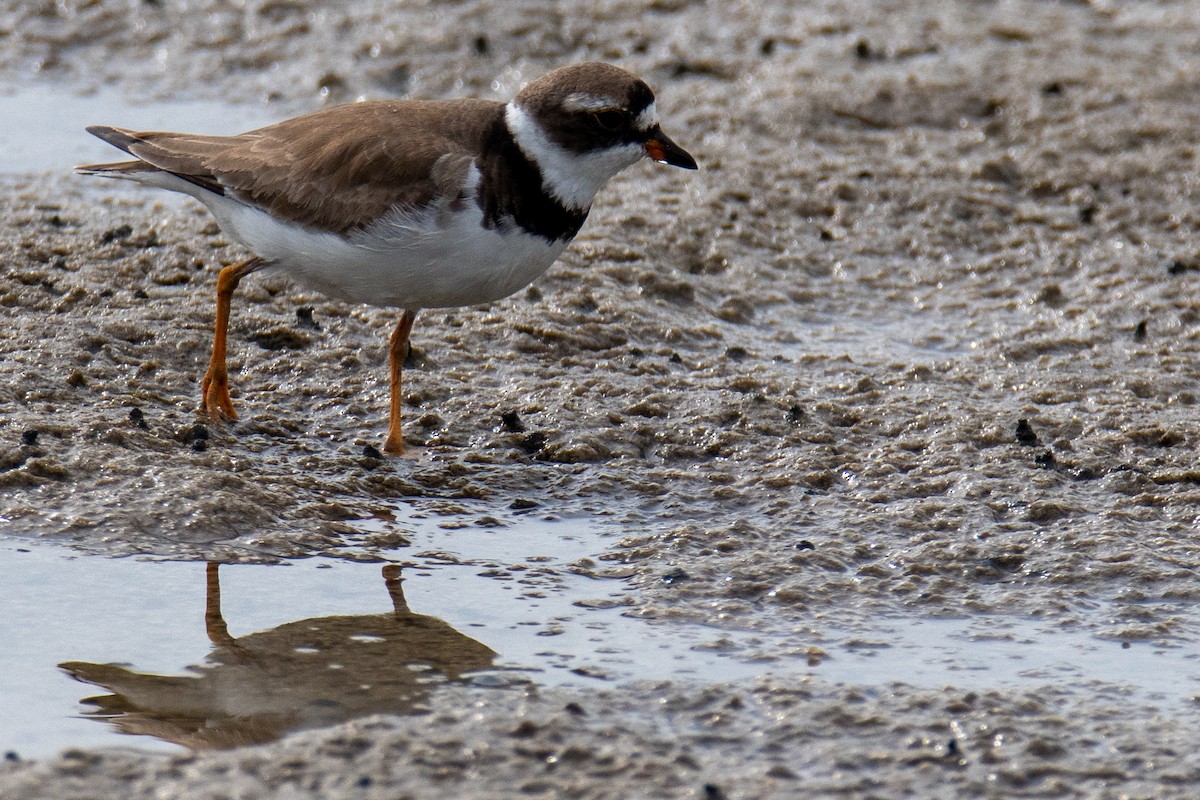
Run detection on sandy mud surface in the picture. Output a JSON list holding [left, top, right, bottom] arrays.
[[3, 0, 1200, 797]]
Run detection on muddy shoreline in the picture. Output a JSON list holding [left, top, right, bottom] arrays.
[[3, 0, 1200, 797]]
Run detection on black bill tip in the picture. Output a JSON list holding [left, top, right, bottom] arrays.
[[644, 128, 698, 170]]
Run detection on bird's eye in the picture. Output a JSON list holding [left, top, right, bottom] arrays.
[[592, 109, 625, 131]]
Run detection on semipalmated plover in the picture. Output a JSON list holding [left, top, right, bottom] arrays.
[[77, 62, 696, 455]]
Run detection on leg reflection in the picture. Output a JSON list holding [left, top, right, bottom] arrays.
[[205, 562, 236, 647]]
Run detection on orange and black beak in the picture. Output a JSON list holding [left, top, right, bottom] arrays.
[[643, 127, 698, 170]]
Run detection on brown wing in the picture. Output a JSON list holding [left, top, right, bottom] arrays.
[[83, 99, 505, 234]]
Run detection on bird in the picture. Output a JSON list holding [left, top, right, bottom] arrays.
[[76, 62, 697, 455]]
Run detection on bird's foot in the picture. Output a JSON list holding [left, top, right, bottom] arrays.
[[381, 433, 425, 458], [382, 432, 406, 456], [200, 369, 239, 421]]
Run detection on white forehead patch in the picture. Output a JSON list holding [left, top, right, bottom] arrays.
[[635, 102, 659, 132], [562, 92, 619, 113], [560, 95, 660, 132]]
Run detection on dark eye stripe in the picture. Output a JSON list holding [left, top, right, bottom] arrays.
[[592, 109, 626, 130]]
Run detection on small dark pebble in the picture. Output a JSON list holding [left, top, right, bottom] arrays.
[[662, 567, 690, 584], [1121, 641, 1131, 650], [564, 701, 586, 716], [759, 36, 776, 56], [179, 423, 209, 446], [704, 784, 730, 800], [1133, 320, 1147, 341], [21, 430, 39, 446], [129, 407, 148, 429], [473, 35, 489, 55], [1078, 204, 1096, 224], [854, 39, 874, 60], [946, 739, 960, 757], [295, 306, 321, 330], [4, 751, 18, 762], [668, 352, 683, 364], [509, 498, 539, 510], [500, 410, 526, 433], [362, 444, 384, 459], [724, 345, 749, 361], [1071, 466, 1100, 481], [132, 287, 149, 300], [518, 431, 548, 455], [191, 438, 208, 452], [796, 539, 816, 551], [356, 777, 372, 788], [1041, 81, 1063, 95], [1015, 418, 1040, 446], [100, 224, 133, 244], [786, 405, 805, 425], [1167, 259, 1198, 275], [1035, 449, 1057, 469]]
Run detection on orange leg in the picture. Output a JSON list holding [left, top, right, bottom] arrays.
[[200, 257, 264, 420], [383, 309, 418, 455]]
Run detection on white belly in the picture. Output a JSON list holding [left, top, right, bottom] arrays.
[[205, 192, 569, 310]]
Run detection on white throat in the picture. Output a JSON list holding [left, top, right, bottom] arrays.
[[504, 102, 643, 212]]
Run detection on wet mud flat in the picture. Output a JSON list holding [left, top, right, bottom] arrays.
[[2, 677, 1194, 799], [4, 0, 1200, 797]]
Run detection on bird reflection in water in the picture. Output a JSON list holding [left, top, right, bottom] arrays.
[[60, 562, 497, 749]]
